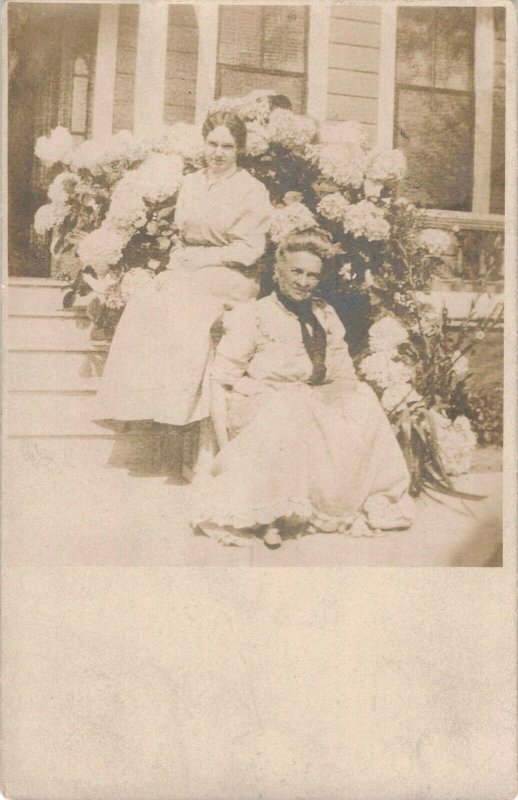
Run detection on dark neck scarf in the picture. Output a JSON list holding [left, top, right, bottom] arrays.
[[275, 291, 327, 385]]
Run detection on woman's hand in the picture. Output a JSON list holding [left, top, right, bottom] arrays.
[[315, 378, 358, 406]]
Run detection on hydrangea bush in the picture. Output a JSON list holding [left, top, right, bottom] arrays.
[[34, 91, 502, 493]]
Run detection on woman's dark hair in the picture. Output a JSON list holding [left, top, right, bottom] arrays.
[[202, 111, 247, 157]]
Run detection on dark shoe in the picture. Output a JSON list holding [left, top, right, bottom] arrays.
[[263, 528, 282, 549]]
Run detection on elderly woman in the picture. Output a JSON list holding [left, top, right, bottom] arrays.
[[191, 231, 414, 548], [95, 111, 272, 427]]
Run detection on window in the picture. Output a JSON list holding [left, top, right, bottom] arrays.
[[394, 7, 476, 211], [216, 6, 309, 113]]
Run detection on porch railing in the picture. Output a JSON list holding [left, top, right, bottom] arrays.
[[420, 210, 505, 294]]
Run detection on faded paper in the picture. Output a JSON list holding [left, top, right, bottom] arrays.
[[2, 1, 517, 798]]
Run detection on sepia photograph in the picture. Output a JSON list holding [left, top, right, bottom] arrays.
[[5, 1, 509, 567]]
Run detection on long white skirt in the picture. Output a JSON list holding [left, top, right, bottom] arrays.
[[94, 265, 259, 426], [191, 382, 414, 544]]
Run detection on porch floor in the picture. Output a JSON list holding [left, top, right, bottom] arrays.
[[5, 438, 502, 568]]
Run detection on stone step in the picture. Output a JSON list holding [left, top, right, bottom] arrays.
[[8, 277, 72, 315], [7, 390, 107, 437], [8, 348, 107, 391], [8, 311, 96, 350]]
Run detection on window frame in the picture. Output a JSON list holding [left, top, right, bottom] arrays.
[[215, 5, 310, 113], [384, 6, 503, 220]]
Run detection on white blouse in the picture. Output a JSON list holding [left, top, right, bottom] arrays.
[[212, 293, 358, 392], [173, 166, 272, 268]]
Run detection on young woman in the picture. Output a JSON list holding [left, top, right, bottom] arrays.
[[191, 231, 414, 548], [95, 111, 272, 427]]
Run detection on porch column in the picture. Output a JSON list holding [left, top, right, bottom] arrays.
[[91, 5, 119, 140], [306, 6, 330, 120], [472, 8, 495, 215], [194, 6, 219, 125], [133, 5, 169, 137], [377, 5, 397, 149]]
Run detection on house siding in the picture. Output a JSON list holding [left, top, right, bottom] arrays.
[[326, 6, 381, 141], [112, 5, 139, 132], [164, 5, 198, 125]]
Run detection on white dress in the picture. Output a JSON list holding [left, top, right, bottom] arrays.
[[94, 166, 272, 425], [191, 294, 414, 543]]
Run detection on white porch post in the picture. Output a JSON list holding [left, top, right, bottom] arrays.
[[133, 4, 169, 137], [194, 5, 219, 125], [377, 5, 397, 149], [472, 8, 495, 215], [91, 5, 120, 140], [306, 6, 330, 120]]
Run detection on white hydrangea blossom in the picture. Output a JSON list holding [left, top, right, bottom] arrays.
[[47, 172, 79, 204], [209, 90, 272, 123], [316, 192, 350, 222], [368, 316, 409, 353], [265, 109, 317, 149], [430, 411, 477, 475], [77, 225, 127, 274], [341, 200, 391, 241], [308, 143, 365, 190], [68, 139, 108, 174], [359, 351, 413, 389], [137, 153, 184, 202], [418, 228, 453, 256], [102, 129, 145, 166], [106, 176, 148, 232], [269, 202, 317, 243], [149, 123, 204, 163], [35, 126, 75, 167], [245, 121, 270, 156], [364, 148, 406, 184], [34, 203, 64, 235]]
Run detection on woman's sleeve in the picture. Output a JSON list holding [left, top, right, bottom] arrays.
[[191, 180, 272, 269], [211, 303, 259, 387], [324, 305, 358, 382]]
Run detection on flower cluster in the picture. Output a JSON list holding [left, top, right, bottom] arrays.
[[368, 316, 409, 353], [77, 227, 127, 273], [317, 194, 390, 240], [269, 202, 317, 243], [34, 203, 66, 236], [265, 109, 317, 149], [360, 316, 421, 414], [418, 228, 453, 257], [430, 411, 477, 475], [364, 148, 406, 185], [133, 153, 184, 203], [342, 199, 391, 241], [146, 123, 204, 164], [34, 126, 75, 167], [210, 90, 273, 123], [308, 143, 365, 189]]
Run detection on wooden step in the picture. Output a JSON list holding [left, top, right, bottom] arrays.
[[7, 390, 108, 437], [8, 277, 71, 315], [7, 349, 107, 391], [8, 311, 96, 350]]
